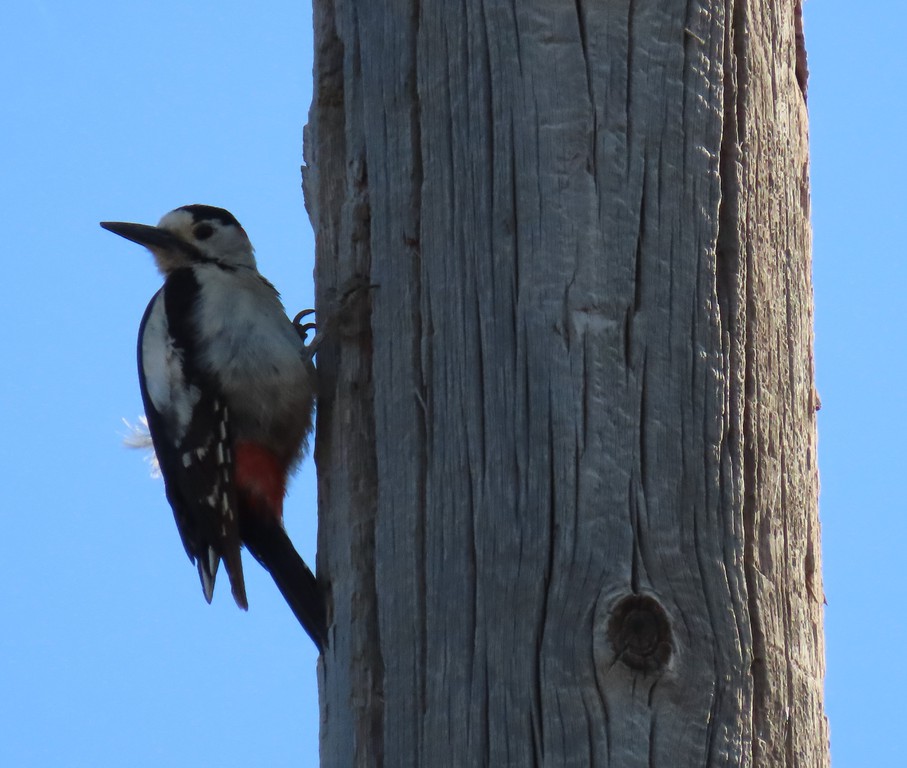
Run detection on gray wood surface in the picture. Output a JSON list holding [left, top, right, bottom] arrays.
[[304, 1, 827, 765]]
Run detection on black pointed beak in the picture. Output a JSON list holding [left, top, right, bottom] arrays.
[[100, 221, 183, 250]]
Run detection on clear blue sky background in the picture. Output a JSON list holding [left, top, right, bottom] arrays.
[[0, 3, 899, 766]]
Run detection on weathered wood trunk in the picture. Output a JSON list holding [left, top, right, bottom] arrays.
[[303, 0, 827, 766]]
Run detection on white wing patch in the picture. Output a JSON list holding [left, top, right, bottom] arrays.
[[141, 295, 201, 442]]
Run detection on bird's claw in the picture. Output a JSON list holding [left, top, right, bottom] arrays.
[[293, 308, 315, 325], [293, 309, 317, 344]]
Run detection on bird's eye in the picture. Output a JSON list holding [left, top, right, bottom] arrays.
[[194, 223, 215, 240]]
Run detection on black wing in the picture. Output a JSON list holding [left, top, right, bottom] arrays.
[[137, 277, 247, 609]]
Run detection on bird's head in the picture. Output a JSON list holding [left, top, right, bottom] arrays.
[[101, 204, 257, 273]]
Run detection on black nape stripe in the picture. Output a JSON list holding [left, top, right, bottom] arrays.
[[178, 205, 241, 228]]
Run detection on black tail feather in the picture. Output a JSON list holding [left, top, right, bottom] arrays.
[[240, 515, 327, 652]]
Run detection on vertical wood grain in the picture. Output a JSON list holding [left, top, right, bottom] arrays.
[[306, 1, 827, 765]]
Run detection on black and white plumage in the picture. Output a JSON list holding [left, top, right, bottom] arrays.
[[102, 205, 325, 649]]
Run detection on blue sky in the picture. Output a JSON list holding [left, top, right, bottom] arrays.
[[0, 2, 900, 766]]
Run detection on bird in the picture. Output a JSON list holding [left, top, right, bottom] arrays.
[[101, 204, 326, 650]]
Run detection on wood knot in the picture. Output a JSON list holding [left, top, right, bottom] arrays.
[[607, 594, 673, 673]]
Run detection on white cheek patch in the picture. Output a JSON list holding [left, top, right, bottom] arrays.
[[141, 296, 201, 442]]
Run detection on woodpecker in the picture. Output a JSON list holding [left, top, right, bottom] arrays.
[[102, 204, 325, 649]]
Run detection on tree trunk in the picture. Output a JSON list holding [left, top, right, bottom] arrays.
[[304, 0, 827, 766]]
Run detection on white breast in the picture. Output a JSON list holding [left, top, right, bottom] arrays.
[[192, 265, 314, 455]]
